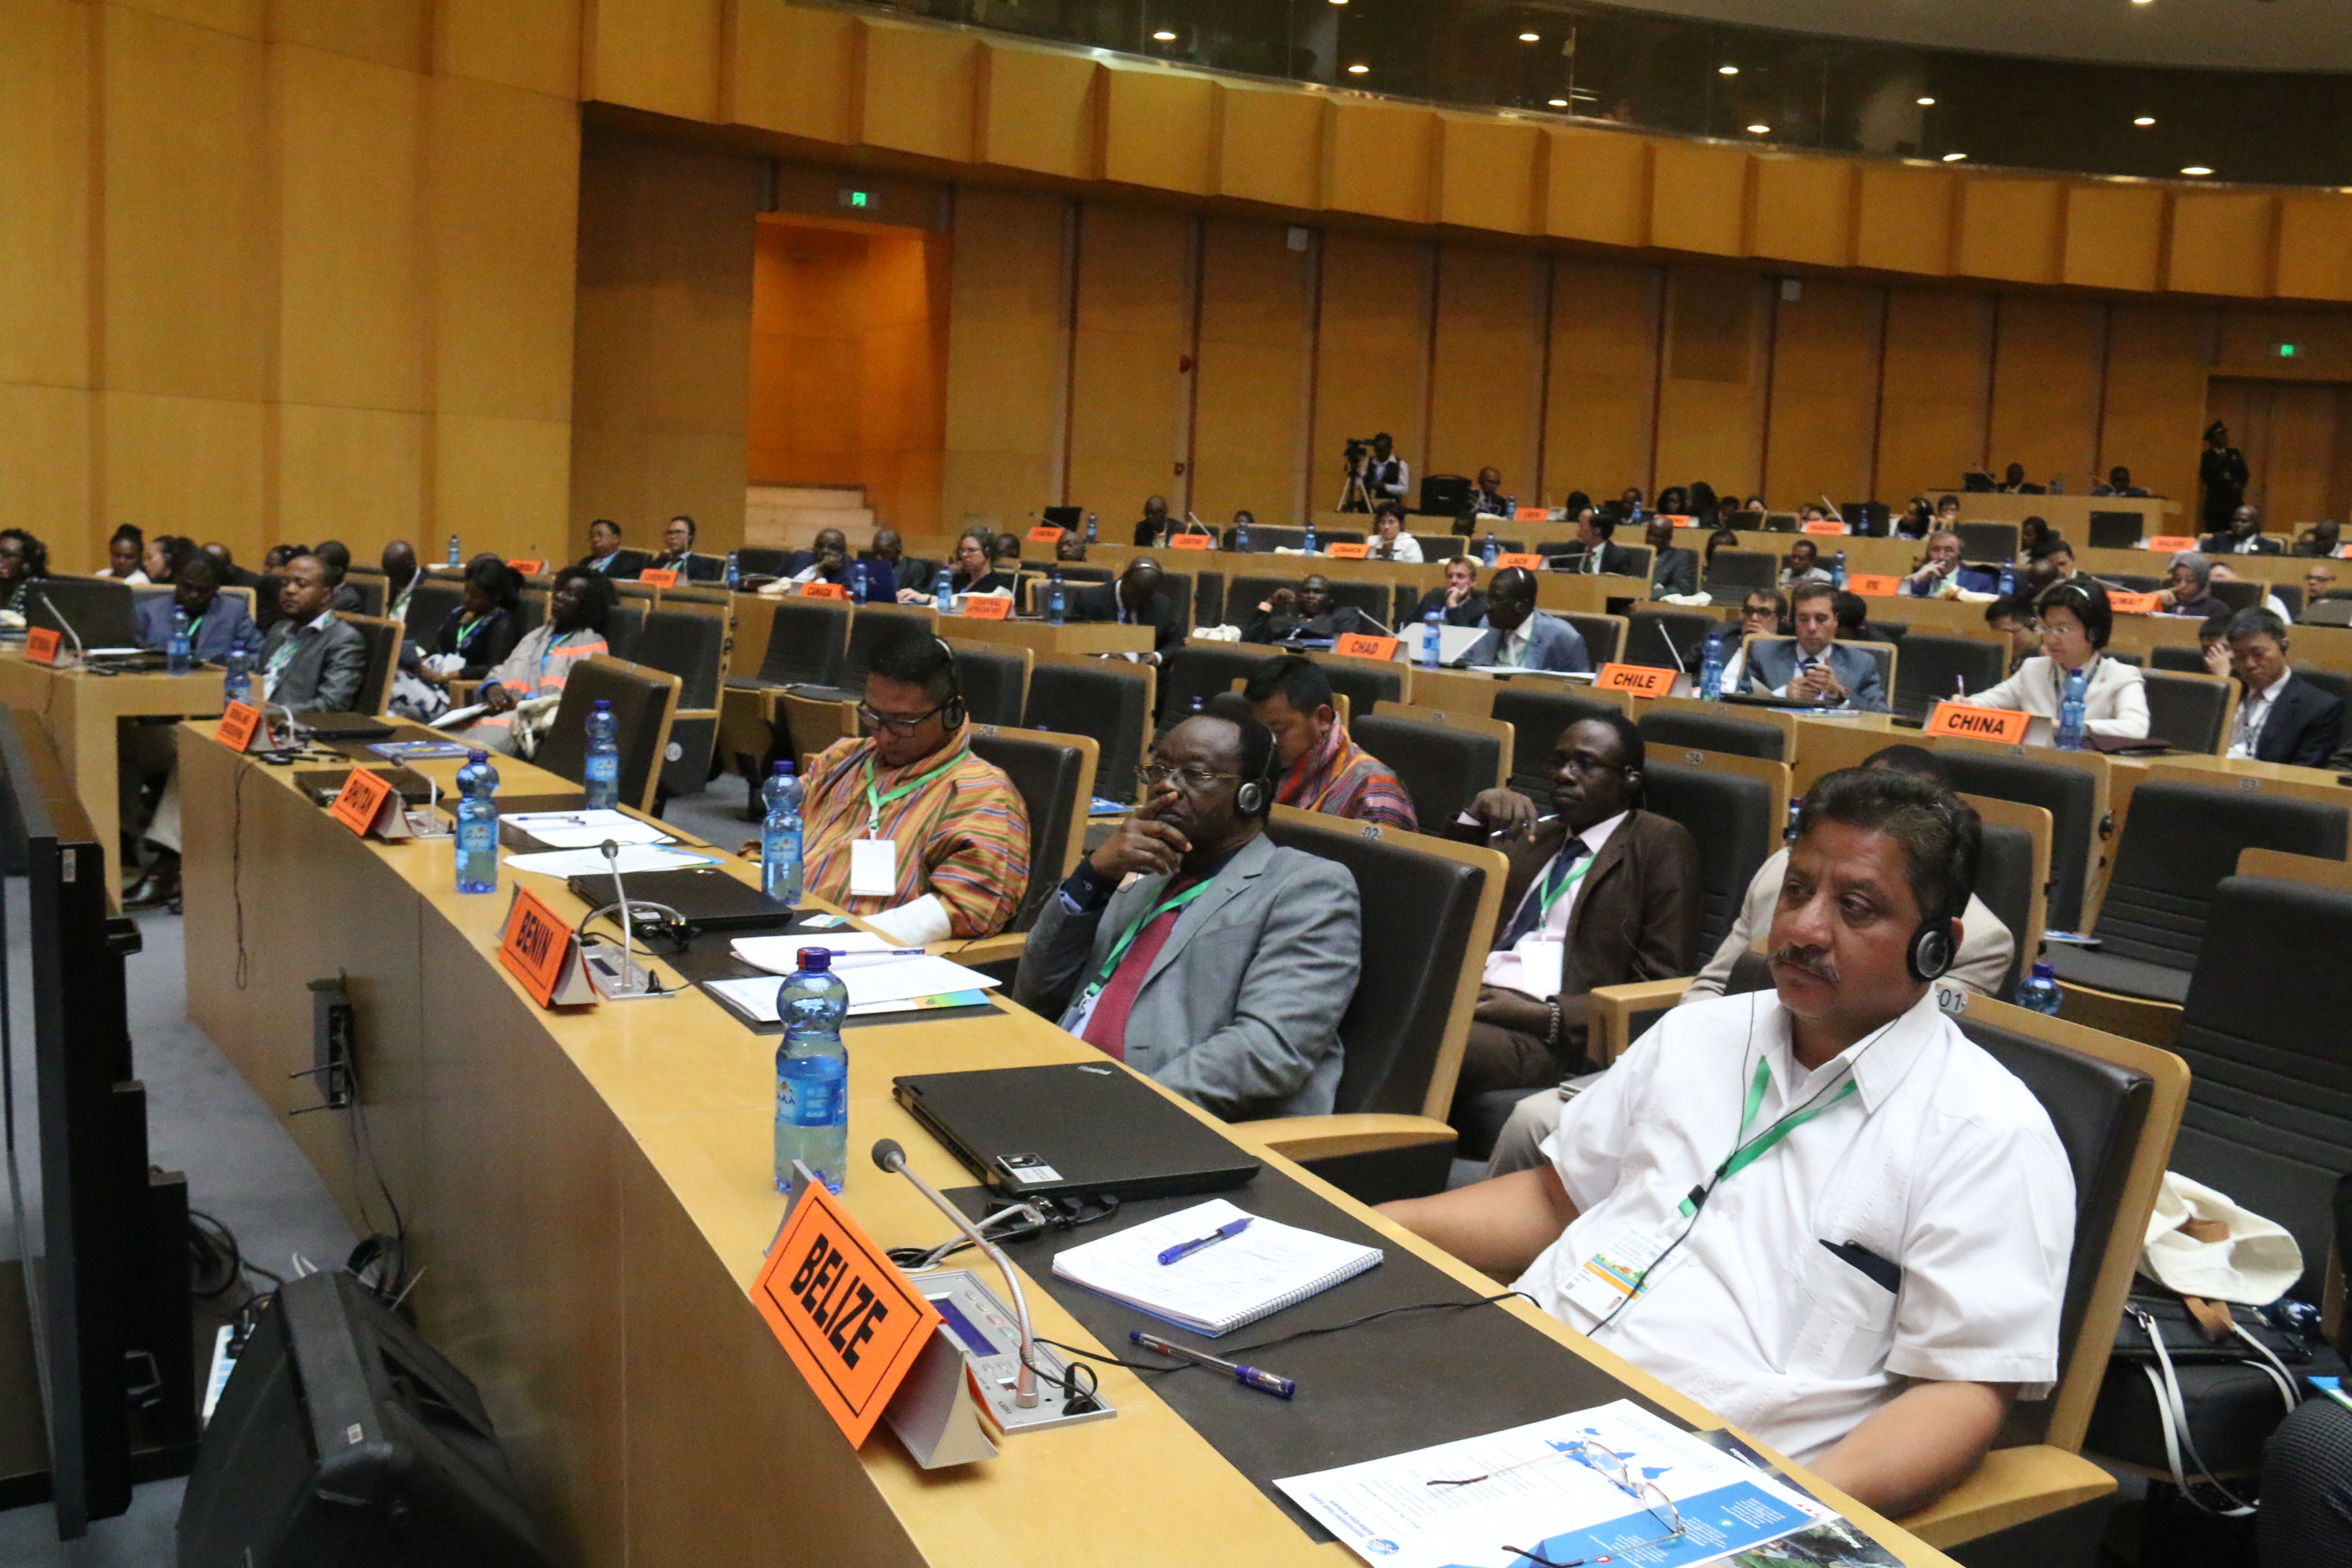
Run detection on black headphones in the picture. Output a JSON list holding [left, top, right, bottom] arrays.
[[1233, 726, 1278, 819], [1905, 794, 1975, 984], [931, 637, 967, 731]]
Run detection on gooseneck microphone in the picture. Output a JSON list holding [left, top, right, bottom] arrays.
[[872, 1139, 1039, 1407], [36, 591, 86, 667]]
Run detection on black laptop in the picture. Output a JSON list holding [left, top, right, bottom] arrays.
[[894, 1063, 1262, 1202], [562, 865, 800, 932]]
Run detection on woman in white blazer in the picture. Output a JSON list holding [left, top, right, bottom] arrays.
[[1960, 580, 2150, 738]]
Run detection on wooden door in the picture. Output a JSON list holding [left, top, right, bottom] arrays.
[[2206, 377, 2352, 533]]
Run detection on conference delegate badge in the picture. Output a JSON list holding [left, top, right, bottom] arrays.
[[1026, 524, 1064, 544], [1847, 573, 1903, 596], [1169, 533, 1211, 551], [25, 627, 62, 665], [496, 884, 600, 1007], [1801, 519, 1848, 536], [638, 567, 680, 589], [800, 582, 850, 600], [1324, 541, 1369, 559], [959, 594, 1012, 620], [328, 767, 415, 841], [754, 1180, 942, 1448], [1926, 701, 2031, 745], [1333, 632, 1400, 662], [215, 701, 264, 753], [1494, 552, 1544, 570], [1596, 663, 1674, 698], [507, 557, 547, 574], [2108, 591, 2162, 614]]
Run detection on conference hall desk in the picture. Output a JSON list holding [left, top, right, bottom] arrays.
[[1925, 494, 2180, 537], [176, 726, 1977, 1568], [0, 649, 224, 898]]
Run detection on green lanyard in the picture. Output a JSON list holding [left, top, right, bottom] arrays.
[[1081, 881, 1214, 999], [1678, 1057, 1858, 1217], [1529, 852, 1594, 928], [453, 614, 487, 650], [861, 750, 965, 836]]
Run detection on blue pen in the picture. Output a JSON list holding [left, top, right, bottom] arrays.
[[1157, 1216, 1251, 1265], [1131, 1330, 1296, 1398]]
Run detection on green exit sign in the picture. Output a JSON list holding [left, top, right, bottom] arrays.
[[839, 188, 872, 210], [2277, 342, 2301, 358]]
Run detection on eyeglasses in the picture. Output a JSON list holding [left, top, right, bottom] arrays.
[[857, 701, 951, 737], [1136, 763, 1242, 793], [1430, 1440, 1687, 1566], [1551, 754, 1625, 778]]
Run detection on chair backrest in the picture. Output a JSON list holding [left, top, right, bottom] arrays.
[[968, 725, 1097, 934], [2096, 778, 2347, 970], [533, 654, 681, 814], [627, 605, 727, 709], [339, 573, 386, 617], [780, 693, 858, 773], [1640, 755, 1781, 961], [760, 598, 851, 687], [1559, 612, 1625, 667], [1939, 752, 2101, 934], [734, 547, 792, 580], [1490, 686, 1627, 792], [1622, 609, 1716, 672], [1156, 641, 1275, 726], [2147, 644, 2210, 674], [945, 640, 1030, 727], [2273, 581, 2304, 621], [841, 604, 937, 691], [403, 579, 465, 643], [513, 589, 547, 637], [2173, 875, 2352, 1299], [1957, 521, 2021, 562], [1701, 548, 1778, 597], [1351, 712, 1502, 828], [1634, 708, 1786, 762], [1305, 651, 1406, 714], [1890, 632, 2010, 720], [2141, 669, 2235, 755], [2295, 662, 2352, 709], [337, 613, 403, 717], [1228, 574, 1391, 624], [1023, 660, 1152, 798], [597, 602, 644, 664], [2209, 577, 2263, 614], [1967, 807, 2044, 1003], [1189, 569, 1222, 629], [1262, 809, 1506, 1119]]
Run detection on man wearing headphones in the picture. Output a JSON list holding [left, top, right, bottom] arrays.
[[1384, 769, 2073, 1517], [797, 631, 1032, 944], [1014, 694, 1362, 1121]]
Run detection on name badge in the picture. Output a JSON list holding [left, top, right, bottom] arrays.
[[849, 838, 898, 897], [1060, 988, 1101, 1039], [1560, 1220, 1694, 1323]]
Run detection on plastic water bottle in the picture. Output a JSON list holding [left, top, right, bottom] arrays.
[[1785, 796, 1803, 844], [166, 606, 193, 674], [2015, 960, 2063, 1015], [1085, 514, 1098, 544], [725, 550, 740, 590], [1997, 560, 2017, 597], [850, 560, 869, 604], [583, 698, 620, 808], [1831, 550, 1848, 589], [1302, 518, 1317, 555], [1420, 607, 1442, 667], [222, 646, 254, 706], [1046, 571, 1067, 625], [446, 533, 461, 567], [760, 761, 804, 902], [2056, 666, 2089, 751], [454, 749, 500, 894], [1630, 498, 1644, 522], [774, 950, 850, 1195], [1482, 531, 1500, 567], [1699, 631, 1728, 701], [934, 574, 954, 615], [1235, 514, 1251, 551]]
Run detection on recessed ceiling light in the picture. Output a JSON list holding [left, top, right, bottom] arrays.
[[1943, 152, 1968, 162], [1152, 29, 1175, 40], [1916, 96, 1936, 106], [2134, 116, 2156, 126], [2182, 166, 2213, 177], [1718, 64, 1739, 76], [1746, 124, 1770, 135], [1547, 97, 1568, 107], [1519, 32, 1540, 41], [1346, 62, 1368, 74]]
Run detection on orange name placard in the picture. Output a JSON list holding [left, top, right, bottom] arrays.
[[1324, 541, 1370, 559], [1801, 519, 1848, 536], [1926, 701, 2031, 744], [959, 593, 1012, 620], [2108, 591, 2162, 614], [1333, 632, 1400, 662], [497, 885, 579, 1007], [507, 557, 546, 574], [799, 582, 849, 600], [1494, 552, 1544, 571], [215, 701, 264, 752], [1169, 532, 1211, 551], [25, 627, 62, 665], [1514, 506, 1552, 523], [1658, 514, 1694, 527], [329, 768, 397, 837], [1026, 524, 1064, 544], [638, 567, 680, 589], [1847, 573, 1903, 597], [752, 1180, 941, 1448], [1596, 662, 1675, 698], [2144, 536, 2197, 554]]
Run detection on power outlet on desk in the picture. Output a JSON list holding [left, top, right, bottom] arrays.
[[295, 979, 355, 1114]]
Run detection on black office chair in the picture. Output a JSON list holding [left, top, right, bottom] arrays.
[[732, 547, 792, 581], [1190, 569, 1222, 628], [534, 655, 681, 814], [1155, 642, 1271, 727], [1622, 610, 1716, 674], [948, 643, 1028, 727], [1939, 752, 2101, 935], [403, 580, 464, 644], [1957, 522, 2021, 563], [1858, 620, 1908, 645], [339, 574, 387, 618], [968, 728, 1095, 936], [338, 614, 403, 717], [1351, 714, 1500, 829], [838, 605, 936, 692], [2147, 645, 2210, 675], [2273, 581, 2304, 622], [1702, 549, 1778, 598], [599, 603, 644, 664], [1560, 613, 1622, 666], [741, 598, 850, 690], [1640, 758, 1776, 966], [511, 590, 547, 638], [1310, 654, 1406, 715], [1024, 662, 1152, 800], [1972, 816, 2038, 1001], [1228, 574, 1391, 630], [2044, 779, 2347, 1004], [1892, 632, 2010, 721], [2142, 670, 2233, 754], [2208, 578, 2263, 614], [2295, 663, 2352, 709], [1262, 812, 1499, 1201], [1634, 708, 1785, 762], [627, 607, 727, 798], [1491, 687, 1625, 795]]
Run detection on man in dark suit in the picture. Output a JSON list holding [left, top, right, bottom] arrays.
[[198, 540, 267, 594], [260, 553, 370, 713], [311, 539, 367, 613], [1073, 556, 1186, 659], [580, 518, 652, 578], [134, 553, 263, 662], [1644, 515, 1698, 598], [1742, 582, 1890, 711], [2202, 504, 2282, 557], [1547, 508, 1640, 576], [1411, 557, 1487, 627], [1447, 713, 1702, 1106], [645, 514, 725, 580], [2224, 609, 2344, 768]]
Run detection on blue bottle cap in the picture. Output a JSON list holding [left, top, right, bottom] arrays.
[[796, 948, 832, 972], [467, 749, 488, 763], [593, 698, 611, 710], [2032, 960, 2055, 979], [774, 760, 794, 775]]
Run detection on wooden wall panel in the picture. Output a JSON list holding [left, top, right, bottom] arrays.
[[1751, 155, 1853, 269], [583, 0, 720, 122], [0, 386, 90, 547], [2063, 183, 2166, 294], [858, 228, 950, 538], [1654, 269, 1769, 495], [1988, 297, 2105, 491], [279, 403, 426, 544], [1542, 126, 1648, 248], [1213, 83, 1323, 211], [1855, 164, 1953, 277], [1066, 205, 1193, 519], [1649, 144, 1748, 259], [749, 224, 867, 485], [2276, 195, 2352, 304], [941, 188, 1069, 528], [1876, 289, 1994, 498], [1955, 178, 2063, 284], [1765, 281, 1881, 508], [436, 415, 573, 560], [1190, 220, 1314, 525], [1102, 67, 1214, 196], [2170, 193, 2276, 299], [2216, 305, 2352, 379], [0, 0, 90, 391], [1541, 257, 1660, 502], [1427, 246, 1545, 497], [976, 44, 1097, 181], [1437, 116, 1538, 235], [2100, 304, 2217, 509], [437, 0, 579, 100], [858, 20, 977, 165], [731, 1, 856, 144], [272, 0, 428, 74], [103, 391, 267, 551], [1311, 233, 1434, 500], [1324, 100, 1434, 224]]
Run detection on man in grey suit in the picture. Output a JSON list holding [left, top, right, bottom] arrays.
[[1015, 696, 1362, 1121], [1741, 581, 1888, 712], [1459, 567, 1591, 673], [260, 553, 369, 713], [1644, 515, 1699, 598], [133, 553, 264, 662]]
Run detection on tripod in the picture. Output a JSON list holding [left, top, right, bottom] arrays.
[[1335, 464, 1373, 513]]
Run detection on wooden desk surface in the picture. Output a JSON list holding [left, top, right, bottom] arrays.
[[177, 729, 1955, 1568]]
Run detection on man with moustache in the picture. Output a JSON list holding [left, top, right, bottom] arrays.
[[1383, 767, 2072, 1517]]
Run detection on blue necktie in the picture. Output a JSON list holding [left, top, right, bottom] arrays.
[[1501, 837, 1591, 947]]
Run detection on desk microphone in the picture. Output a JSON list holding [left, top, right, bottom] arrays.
[[35, 592, 86, 668], [872, 1139, 1039, 1408], [600, 839, 648, 994]]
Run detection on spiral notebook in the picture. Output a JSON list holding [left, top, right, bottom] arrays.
[[1050, 1198, 1382, 1337]]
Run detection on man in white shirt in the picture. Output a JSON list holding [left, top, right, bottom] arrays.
[[1384, 767, 2073, 1515]]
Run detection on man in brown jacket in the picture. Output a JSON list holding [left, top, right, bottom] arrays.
[[1449, 712, 1702, 1113]]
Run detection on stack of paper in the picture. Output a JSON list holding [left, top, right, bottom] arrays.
[[502, 843, 717, 877], [701, 953, 1001, 1023], [730, 932, 903, 972], [504, 809, 674, 850], [1050, 1198, 1382, 1337]]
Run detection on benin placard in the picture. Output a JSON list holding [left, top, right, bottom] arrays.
[[328, 769, 399, 838]]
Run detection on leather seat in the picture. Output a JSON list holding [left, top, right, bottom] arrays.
[[1220, 525, 1363, 553], [1156, 642, 1273, 728], [533, 655, 681, 814], [836, 605, 936, 694], [738, 598, 849, 691], [598, 602, 643, 664], [1634, 709, 1786, 762], [947, 643, 1028, 727], [731, 547, 791, 580], [1227, 573, 1390, 626], [1024, 662, 1151, 799], [626, 607, 727, 797], [338, 614, 402, 716], [1700, 549, 1776, 597], [1939, 752, 2100, 934], [340, 574, 387, 617], [1309, 655, 1404, 716], [1490, 687, 1626, 795], [1622, 609, 1718, 672], [1970, 817, 2037, 1001], [1351, 713, 1501, 828], [1560, 612, 1622, 665], [2142, 669, 2232, 754], [968, 728, 1093, 934], [1892, 632, 2010, 721], [403, 580, 464, 643], [1638, 758, 1776, 967], [2148, 645, 2210, 675]]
